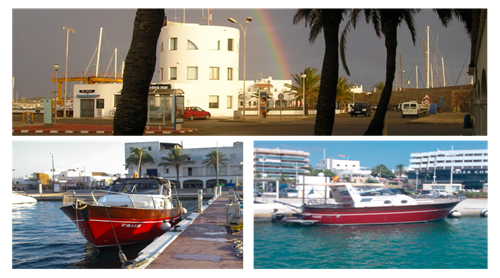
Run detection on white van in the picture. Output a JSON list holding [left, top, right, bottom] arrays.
[[401, 101, 428, 118]]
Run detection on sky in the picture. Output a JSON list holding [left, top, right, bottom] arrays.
[[11, 138, 241, 177], [254, 140, 488, 171], [11, 6, 477, 100]]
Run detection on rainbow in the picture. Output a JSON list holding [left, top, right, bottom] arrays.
[[252, 9, 291, 80]]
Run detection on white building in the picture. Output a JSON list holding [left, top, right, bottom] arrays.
[[316, 158, 372, 183], [125, 141, 243, 188], [70, 21, 294, 119], [253, 147, 310, 179], [408, 148, 488, 191]]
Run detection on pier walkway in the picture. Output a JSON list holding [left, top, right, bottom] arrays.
[[126, 191, 243, 269]]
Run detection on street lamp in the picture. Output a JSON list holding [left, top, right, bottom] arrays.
[[53, 64, 60, 123], [301, 73, 307, 116], [228, 16, 252, 120], [62, 26, 75, 118]]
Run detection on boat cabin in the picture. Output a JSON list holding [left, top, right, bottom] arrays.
[[98, 178, 176, 209], [327, 183, 417, 208]]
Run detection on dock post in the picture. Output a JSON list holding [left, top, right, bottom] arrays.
[[198, 189, 203, 212]]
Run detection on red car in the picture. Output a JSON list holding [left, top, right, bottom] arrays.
[[184, 106, 211, 120]]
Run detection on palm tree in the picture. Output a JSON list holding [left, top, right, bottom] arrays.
[[125, 147, 155, 177], [395, 164, 405, 178], [373, 82, 385, 93], [294, 9, 348, 135], [336, 77, 354, 111], [113, 9, 165, 135], [202, 150, 229, 188], [340, 9, 420, 135], [285, 67, 321, 115], [158, 147, 194, 188]]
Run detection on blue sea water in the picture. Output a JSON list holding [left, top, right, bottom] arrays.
[[254, 218, 487, 269], [12, 199, 198, 269]]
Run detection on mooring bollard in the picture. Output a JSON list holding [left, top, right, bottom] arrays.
[[198, 190, 203, 212]]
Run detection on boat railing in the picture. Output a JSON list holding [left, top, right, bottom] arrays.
[[62, 190, 78, 207]]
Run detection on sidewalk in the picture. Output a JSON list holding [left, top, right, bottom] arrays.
[[12, 117, 198, 135]]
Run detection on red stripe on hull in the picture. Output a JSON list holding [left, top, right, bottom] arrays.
[[301, 201, 460, 225], [60, 204, 182, 247]]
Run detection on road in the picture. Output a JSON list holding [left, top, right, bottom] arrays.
[[12, 111, 473, 136], [174, 111, 472, 136]]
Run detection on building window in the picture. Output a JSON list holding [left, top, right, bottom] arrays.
[[160, 41, 164, 52], [187, 67, 198, 80], [164, 168, 169, 174], [209, 95, 219, 109], [170, 38, 178, 50], [209, 67, 220, 80], [211, 40, 220, 50], [188, 168, 193, 176], [228, 38, 234, 51], [227, 96, 233, 109], [169, 67, 177, 80], [227, 67, 233, 80], [160, 67, 164, 81], [187, 40, 198, 50]]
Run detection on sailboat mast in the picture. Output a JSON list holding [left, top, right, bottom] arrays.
[[96, 27, 103, 76], [426, 26, 430, 88]]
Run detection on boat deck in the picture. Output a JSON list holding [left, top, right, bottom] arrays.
[[145, 191, 243, 269]]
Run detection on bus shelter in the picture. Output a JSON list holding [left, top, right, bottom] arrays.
[[147, 85, 184, 130]]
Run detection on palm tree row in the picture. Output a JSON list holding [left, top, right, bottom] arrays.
[[295, 8, 477, 135], [126, 147, 229, 188]]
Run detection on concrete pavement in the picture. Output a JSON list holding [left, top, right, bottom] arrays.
[[12, 112, 470, 135]]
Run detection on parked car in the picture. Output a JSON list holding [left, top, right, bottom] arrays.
[[402, 188, 419, 195], [420, 190, 439, 197], [350, 102, 371, 117], [184, 106, 211, 120], [279, 188, 299, 198], [254, 189, 262, 197], [436, 189, 452, 197]]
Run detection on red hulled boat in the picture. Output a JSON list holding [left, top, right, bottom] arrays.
[[279, 183, 463, 225], [60, 178, 186, 247]]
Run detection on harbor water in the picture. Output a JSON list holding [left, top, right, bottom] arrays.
[[254, 218, 487, 269], [12, 199, 198, 269]]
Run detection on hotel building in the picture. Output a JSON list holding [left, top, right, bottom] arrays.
[[408, 148, 488, 190], [125, 141, 243, 188]]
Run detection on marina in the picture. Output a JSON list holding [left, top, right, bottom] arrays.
[[12, 189, 243, 269]]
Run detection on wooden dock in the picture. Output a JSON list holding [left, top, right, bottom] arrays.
[[124, 191, 243, 269]]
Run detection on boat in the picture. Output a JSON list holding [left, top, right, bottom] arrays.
[[60, 178, 186, 248], [278, 183, 463, 225], [12, 191, 37, 204]]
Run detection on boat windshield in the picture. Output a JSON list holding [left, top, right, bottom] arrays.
[[359, 188, 396, 196], [109, 179, 162, 195]]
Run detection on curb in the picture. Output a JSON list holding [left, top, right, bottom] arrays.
[[12, 128, 198, 135]]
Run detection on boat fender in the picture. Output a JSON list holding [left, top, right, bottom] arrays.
[[481, 209, 488, 217], [160, 219, 172, 231], [182, 208, 188, 214], [272, 212, 286, 222], [448, 210, 462, 218]]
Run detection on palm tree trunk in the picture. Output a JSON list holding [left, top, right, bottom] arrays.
[[314, 10, 343, 135], [364, 19, 398, 135], [113, 9, 164, 135]]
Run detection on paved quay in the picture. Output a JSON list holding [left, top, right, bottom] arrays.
[[253, 195, 488, 220], [12, 112, 468, 135], [123, 191, 243, 269]]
